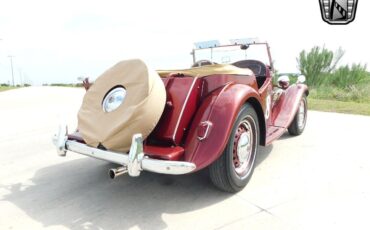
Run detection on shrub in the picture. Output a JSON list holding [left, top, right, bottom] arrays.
[[325, 64, 369, 89], [297, 46, 344, 86]]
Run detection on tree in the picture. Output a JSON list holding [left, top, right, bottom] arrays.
[[297, 46, 344, 86]]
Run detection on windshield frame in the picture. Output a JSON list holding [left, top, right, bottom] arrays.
[[191, 42, 274, 70]]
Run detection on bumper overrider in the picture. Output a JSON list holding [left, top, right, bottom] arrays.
[[52, 125, 196, 178]]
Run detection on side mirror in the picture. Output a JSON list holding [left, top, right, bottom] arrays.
[[297, 75, 306, 84], [277, 75, 290, 89]]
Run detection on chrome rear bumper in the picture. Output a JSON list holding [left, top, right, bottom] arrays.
[[52, 125, 196, 177]]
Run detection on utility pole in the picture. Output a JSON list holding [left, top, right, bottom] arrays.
[[19, 69, 23, 86], [8, 55, 14, 86]]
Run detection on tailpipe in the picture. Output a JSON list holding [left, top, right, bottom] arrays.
[[109, 166, 128, 179]]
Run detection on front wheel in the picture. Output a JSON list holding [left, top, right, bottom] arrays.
[[209, 103, 259, 193], [288, 95, 307, 136]]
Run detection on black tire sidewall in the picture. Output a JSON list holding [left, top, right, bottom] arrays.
[[297, 96, 308, 133], [289, 95, 307, 135]]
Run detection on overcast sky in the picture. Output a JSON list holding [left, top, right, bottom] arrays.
[[0, 0, 369, 85]]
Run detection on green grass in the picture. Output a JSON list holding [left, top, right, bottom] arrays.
[[47, 83, 83, 87], [0, 86, 17, 92], [309, 98, 370, 116], [307, 76, 370, 116], [309, 84, 370, 103]]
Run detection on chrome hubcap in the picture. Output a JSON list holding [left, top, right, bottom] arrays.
[[297, 100, 306, 129], [233, 120, 254, 177], [237, 132, 251, 164], [102, 86, 126, 113]]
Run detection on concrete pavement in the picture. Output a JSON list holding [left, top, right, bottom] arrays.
[[1, 87, 370, 230]]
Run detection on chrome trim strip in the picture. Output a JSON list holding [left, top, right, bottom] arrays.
[[172, 77, 198, 142], [66, 141, 127, 165], [141, 158, 197, 175]]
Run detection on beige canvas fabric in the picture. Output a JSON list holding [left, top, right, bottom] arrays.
[[157, 64, 253, 78], [78, 59, 166, 152]]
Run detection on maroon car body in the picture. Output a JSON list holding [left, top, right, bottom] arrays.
[[55, 39, 308, 192]]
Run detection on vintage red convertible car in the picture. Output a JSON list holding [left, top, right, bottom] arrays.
[[53, 39, 308, 192]]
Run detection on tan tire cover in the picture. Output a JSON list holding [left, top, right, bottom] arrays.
[[78, 59, 166, 152]]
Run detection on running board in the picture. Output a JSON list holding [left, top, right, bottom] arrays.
[[266, 126, 286, 145]]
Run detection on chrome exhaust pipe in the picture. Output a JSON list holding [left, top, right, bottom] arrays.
[[109, 166, 128, 179]]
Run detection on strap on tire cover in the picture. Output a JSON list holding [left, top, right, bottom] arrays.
[[78, 59, 166, 152]]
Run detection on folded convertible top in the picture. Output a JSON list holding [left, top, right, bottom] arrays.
[[157, 64, 253, 78]]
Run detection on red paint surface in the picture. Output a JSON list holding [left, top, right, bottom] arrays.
[[201, 74, 258, 98], [264, 84, 308, 145], [184, 83, 262, 171], [271, 84, 308, 128], [68, 132, 85, 143], [151, 74, 267, 169], [257, 77, 272, 124], [265, 126, 286, 145], [153, 76, 201, 145], [144, 145, 184, 161]]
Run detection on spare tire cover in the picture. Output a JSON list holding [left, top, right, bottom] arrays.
[[78, 59, 166, 152]]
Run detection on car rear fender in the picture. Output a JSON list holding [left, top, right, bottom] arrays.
[[271, 84, 309, 128], [184, 83, 265, 171]]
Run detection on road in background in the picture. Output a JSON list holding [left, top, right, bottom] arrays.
[[1, 87, 370, 230]]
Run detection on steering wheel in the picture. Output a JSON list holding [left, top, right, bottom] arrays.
[[192, 60, 217, 68]]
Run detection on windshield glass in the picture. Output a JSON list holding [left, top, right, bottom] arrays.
[[194, 45, 271, 66]]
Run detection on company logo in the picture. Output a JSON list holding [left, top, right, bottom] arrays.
[[319, 0, 358, 25]]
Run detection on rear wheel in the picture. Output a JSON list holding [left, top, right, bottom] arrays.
[[288, 95, 307, 136], [209, 103, 259, 193]]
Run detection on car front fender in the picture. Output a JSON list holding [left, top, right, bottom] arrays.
[[184, 83, 264, 171], [271, 84, 309, 129]]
